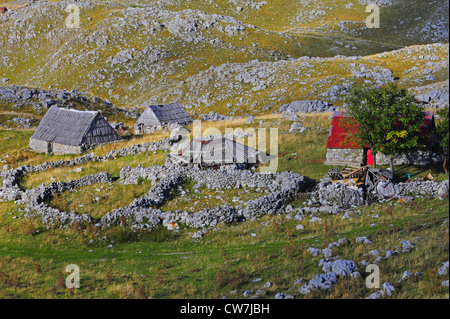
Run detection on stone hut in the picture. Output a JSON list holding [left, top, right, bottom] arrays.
[[325, 111, 437, 167], [167, 137, 271, 168], [134, 102, 193, 134], [30, 106, 121, 154]]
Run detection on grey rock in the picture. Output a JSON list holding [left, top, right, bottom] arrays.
[[298, 285, 311, 295], [369, 250, 380, 257], [366, 291, 382, 299], [323, 248, 333, 258], [274, 292, 285, 299], [309, 272, 338, 290], [438, 261, 449, 276], [381, 282, 395, 297], [255, 289, 266, 296], [288, 122, 307, 133], [400, 240, 415, 252], [385, 251, 397, 258], [338, 238, 350, 245], [356, 236, 372, 245], [263, 281, 272, 288], [307, 247, 322, 257], [401, 271, 412, 281]]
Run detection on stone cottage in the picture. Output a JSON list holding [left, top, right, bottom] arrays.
[[30, 106, 121, 154], [134, 102, 193, 134], [167, 137, 271, 168], [325, 111, 437, 167]]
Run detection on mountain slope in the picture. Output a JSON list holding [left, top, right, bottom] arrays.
[[0, 0, 448, 114]]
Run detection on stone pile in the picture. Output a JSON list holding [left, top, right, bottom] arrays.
[[366, 282, 396, 299], [119, 165, 166, 185], [299, 259, 360, 294], [0, 85, 116, 112], [300, 234, 422, 299], [312, 181, 365, 208], [0, 168, 23, 201], [397, 179, 449, 199], [0, 152, 100, 202]]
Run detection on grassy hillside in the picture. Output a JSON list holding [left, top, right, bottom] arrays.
[[0, 195, 448, 299], [0, 0, 448, 114], [0, 113, 448, 299], [0, 0, 448, 300]]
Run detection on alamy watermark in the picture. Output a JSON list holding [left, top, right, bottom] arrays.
[[366, 264, 380, 289], [63, 3, 380, 30], [65, 4, 80, 29], [65, 264, 80, 289], [366, 4, 380, 29]]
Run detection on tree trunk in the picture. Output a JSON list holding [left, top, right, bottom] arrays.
[[444, 158, 448, 175], [389, 156, 394, 173], [372, 152, 377, 168]]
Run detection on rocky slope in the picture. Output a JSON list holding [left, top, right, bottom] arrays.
[[0, 0, 448, 117]]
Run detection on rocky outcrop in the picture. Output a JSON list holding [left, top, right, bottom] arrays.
[[0, 85, 117, 114], [279, 100, 334, 114]]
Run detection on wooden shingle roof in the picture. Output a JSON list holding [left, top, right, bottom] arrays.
[[31, 106, 120, 146], [170, 137, 271, 166], [136, 102, 193, 126]]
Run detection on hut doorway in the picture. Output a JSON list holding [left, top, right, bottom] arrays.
[[47, 142, 53, 154], [363, 147, 373, 167], [137, 123, 144, 134]]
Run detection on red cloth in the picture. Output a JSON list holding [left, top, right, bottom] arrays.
[[367, 149, 373, 166]]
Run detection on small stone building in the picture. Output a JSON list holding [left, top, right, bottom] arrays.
[[30, 106, 121, 154], [325, 111, 437, 167], [134, 102, 193, 134], [167, 137, 270, 168]]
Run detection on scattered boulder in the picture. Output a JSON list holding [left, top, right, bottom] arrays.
[[381, 282, 395, 297], [439, 261, 449, 276]]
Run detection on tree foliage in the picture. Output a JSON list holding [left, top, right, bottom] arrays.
[[344, 85, 425, 169], [436, 106, 449, 157]]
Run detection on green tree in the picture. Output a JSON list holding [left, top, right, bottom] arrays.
[[345, 85, 425, 172], [436, 106, 449, 174]]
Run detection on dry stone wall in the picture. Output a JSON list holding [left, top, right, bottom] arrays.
[[326, 148, 445, 166]]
